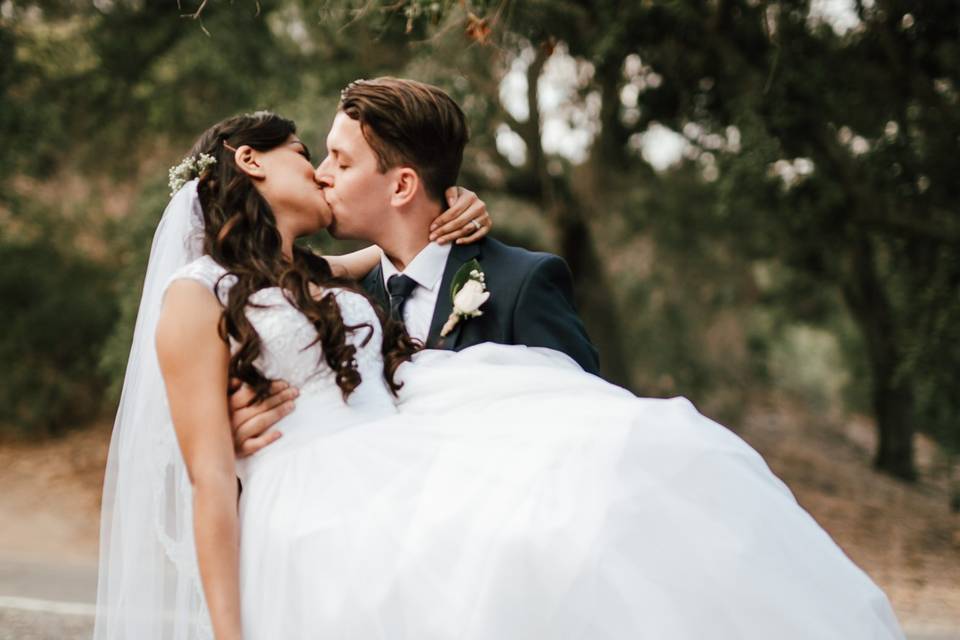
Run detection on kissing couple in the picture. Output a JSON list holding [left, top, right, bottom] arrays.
[[94, 78, 904, 639]]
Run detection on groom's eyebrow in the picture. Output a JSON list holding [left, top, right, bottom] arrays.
[[327, 143, 347, 158]]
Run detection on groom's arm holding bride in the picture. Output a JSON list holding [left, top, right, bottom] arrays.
[[228, 243, 601, 459], [508, 250, 599, 373], [228, 186, 490, 458]]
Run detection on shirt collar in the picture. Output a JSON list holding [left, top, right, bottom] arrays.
[[380, 242, 452, 292]]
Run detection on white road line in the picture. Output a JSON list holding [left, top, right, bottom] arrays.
[[0, 595, 96, 617]]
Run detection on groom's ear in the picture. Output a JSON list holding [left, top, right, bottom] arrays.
[[389, 167, 419, 208], [234, 145, 266, 181]]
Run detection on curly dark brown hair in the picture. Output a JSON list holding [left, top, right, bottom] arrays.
[[187, 111, 418, 403]]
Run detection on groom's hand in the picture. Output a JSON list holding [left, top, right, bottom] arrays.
[[430, 187, 491, 245], [228, 379, 299, 458]]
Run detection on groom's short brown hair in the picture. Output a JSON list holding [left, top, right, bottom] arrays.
[[339, 77, 469, 204]]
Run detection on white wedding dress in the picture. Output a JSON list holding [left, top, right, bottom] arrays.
[[169, 255, 903, 640]]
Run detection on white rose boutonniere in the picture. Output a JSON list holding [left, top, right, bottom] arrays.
[[440, 259, 490, 338]]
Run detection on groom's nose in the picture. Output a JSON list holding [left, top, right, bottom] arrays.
[[314, 162, 333, 188]]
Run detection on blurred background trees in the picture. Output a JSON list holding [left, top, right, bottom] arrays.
[[1, 0, 957, 483]]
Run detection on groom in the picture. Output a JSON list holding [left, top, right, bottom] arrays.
[[231, 77, 598, 454], [323, 78, 599, 364]]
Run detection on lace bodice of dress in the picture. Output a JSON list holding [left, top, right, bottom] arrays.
[[166, 255, 395, 414]]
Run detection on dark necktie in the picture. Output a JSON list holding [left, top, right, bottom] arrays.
[[387, 274, 418, 322]]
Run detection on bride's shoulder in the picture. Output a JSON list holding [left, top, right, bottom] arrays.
[[165, 255, 235, 302]]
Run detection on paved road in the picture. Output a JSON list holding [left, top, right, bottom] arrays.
[[0, 556, 96, 640], [0, 557, 97, 604], [0, 557, 956, 640], [0, 607, 94, 640]]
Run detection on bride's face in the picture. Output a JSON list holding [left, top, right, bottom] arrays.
[[250, 135, 332, 236]]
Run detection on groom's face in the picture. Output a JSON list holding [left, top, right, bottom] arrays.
[[316, 112, 394, 240]]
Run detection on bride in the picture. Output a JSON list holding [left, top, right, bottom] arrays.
[[94, 111, 904, 640]]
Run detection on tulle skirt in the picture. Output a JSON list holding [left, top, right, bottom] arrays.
[[237, 344, 903, 639]]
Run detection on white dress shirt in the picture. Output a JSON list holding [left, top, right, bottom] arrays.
[[380, 242, 452, 343]]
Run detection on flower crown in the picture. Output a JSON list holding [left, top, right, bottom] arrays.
[[168, 152, 217, 196]]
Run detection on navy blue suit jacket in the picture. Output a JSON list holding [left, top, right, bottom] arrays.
[[361, 238, 600, 375]]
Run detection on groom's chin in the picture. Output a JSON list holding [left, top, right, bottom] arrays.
[[328, 219, 361, 241]]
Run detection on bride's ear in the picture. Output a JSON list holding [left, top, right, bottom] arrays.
[[390, 167, 419, 207], [234, 145, 266, 180]]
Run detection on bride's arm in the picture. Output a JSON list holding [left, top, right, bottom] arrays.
[[324, 186, 492, 279], [324, 244, 383, 279], [156, 280, 242, 640]]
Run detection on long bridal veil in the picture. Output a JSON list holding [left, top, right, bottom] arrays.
[[94, 180, 212, 639]]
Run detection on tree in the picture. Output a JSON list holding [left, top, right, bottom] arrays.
[[362, 0, 959, 479], [2, 0, 956, 481]]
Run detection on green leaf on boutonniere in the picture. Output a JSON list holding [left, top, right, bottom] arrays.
[[450, 258, 482, 299]]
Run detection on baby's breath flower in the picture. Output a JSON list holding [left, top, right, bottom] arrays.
[[195, 153, 216, 174], [168, 153, 217, 196]]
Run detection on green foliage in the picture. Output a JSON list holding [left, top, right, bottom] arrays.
[[0, 237, 117, 436], [694, 5, 960, 460], [97, 181, 172, 405], [1, 0, 956, 474]]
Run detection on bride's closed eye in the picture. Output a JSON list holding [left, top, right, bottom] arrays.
[[291, 141, 311, 162]]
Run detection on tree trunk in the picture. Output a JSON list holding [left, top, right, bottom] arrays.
[[842, 235, 916, 481], [547, 177, 634, 389], [870, 362, 917, 480], [499, 43, 634, 389]]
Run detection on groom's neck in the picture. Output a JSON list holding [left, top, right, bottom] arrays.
[[379, 201, 441, 271], [382, 233, 430, 272]]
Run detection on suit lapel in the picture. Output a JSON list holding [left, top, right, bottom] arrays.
[[426, 241, 481, 349]]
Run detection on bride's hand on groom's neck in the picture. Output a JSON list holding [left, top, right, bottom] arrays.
[[430, 186, 492, 245]]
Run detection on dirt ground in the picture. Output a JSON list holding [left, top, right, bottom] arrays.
[[737, 398, 960, 635], [0, 401, 957, 636], [0, 426, 106, 564]]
